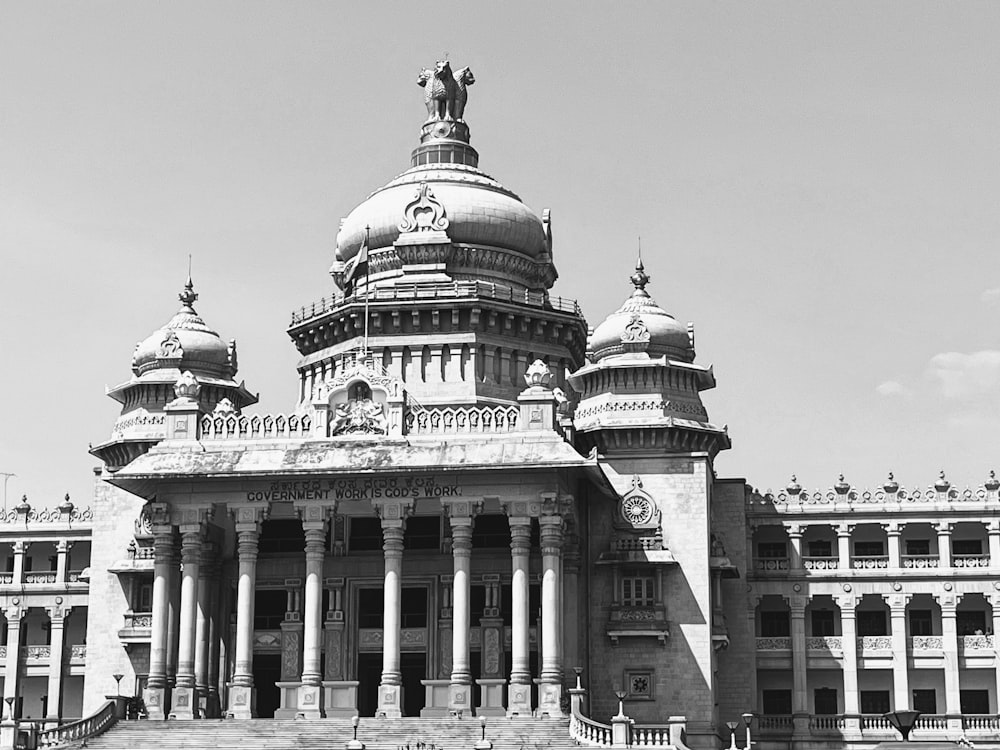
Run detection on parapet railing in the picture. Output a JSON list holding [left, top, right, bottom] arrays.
[[290, 279, 583, 326], [748, 477, 1000, 514], [405, 405, 520, 435], [568, 681, 690, 749], [200, 413, 312, 441], [37, 698, 122, 747]]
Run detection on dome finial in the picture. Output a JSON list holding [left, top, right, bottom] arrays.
[[178, 256, 198, 312], [629, 248, 650, 297]]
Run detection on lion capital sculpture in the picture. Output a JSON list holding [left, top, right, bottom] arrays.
[[417, 60, 475, 122]]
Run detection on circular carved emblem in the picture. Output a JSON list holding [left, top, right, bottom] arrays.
[[622, 495, 654, 525]]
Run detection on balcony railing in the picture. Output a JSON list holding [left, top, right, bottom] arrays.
[[24, 571, 58, 584], [911, 635, 944, 650], [757, 715, 793, 732], [809, 715, 845, 731], [962, 634, 994, 650], [852, 556, 889, 569], [954, 554, 990, 568], [807, 636, 843, 651], [755, 637, 791, 650], [963, 715, 1000, 730], [754, 558, 789, 572], [803, 556, 839, 570], [757, 713, 1000, 739], [902, 554, 940, 568], [858, 636, 893, 650]]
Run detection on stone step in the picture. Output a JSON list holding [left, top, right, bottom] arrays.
[[76, 717, 577, 750]]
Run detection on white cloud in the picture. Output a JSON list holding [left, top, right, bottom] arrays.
[[981, 287, 1000, 306], [876, 380, 913, 398], [927, 350, 1000, 401]]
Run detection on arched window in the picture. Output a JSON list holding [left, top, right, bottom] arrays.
[[349, 382, 372, 402]]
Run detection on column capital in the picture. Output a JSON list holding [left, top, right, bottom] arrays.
[[883, 521, 902, 536], [935, 521, 954, 535], [56, 539, 73, 553], [442, 498, 483, 521], [789, 598, 807, 617], [4, 605, 23, 622], [295, 500, 336, 525], [937, 594, 959, 614], [836, 594, 859, 612], [11, 540, 29, 554], [230, 503, 268, 528], [786, 523, 803, 539], [46, 604, 71, 622], [173, 505, 215, 529], [372, 498, 414, 526], [887, 593, 911, 612], [836, 523, 854, 537], [987, 519, 1000, 534]]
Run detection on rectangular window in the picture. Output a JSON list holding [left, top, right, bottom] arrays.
[[953, 539, 983, 556], [470, 585, 486, 627], [472, 514, 511, 548], [905, 539, 930, 556], [760, 611, 790, 637], [403, 516, 440, 551], [860, 691, 890, 714], [762, 690, 792, 715], [400, 587, 427, 629], [811, 610, 836, 637], [961, 690, 990, 715], [357, 588, 384, 629], [253, 589, 287, 630], [857, 611, 887, 636], [913, 689, 937, 714], [757, 542, 787, 559], [854, 541, 884, 557], [138, 583, 153, 612], [808, 540, 832, 557], [814, 688, 838, 715], [909, 609, 933, 636], [622, 574, 655, 607], [349, 517, 383, 552]]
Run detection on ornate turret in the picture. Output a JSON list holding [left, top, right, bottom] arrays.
[[568, 259, 730, 456], [90, 277, 258, 470]]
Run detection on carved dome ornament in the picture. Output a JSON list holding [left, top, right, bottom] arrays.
[[523, 360, 553, 389], [172, 371, 201, 403], [158, 332, 183, 359], [621, 314, 651, 344], [399, 182, 450, 234]]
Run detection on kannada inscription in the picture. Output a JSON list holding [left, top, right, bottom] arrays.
[[245, 476, 462, 503]]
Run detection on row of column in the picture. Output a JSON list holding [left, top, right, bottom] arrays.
[[143, 501, 569, 720], [146, 517, 224, 720], [785, 593, 1000, 736], [782, 521, 1000, 570], [2, 603, 74, 720]]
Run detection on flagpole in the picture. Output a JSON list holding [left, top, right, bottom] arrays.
[[362, 225, 371, 362]]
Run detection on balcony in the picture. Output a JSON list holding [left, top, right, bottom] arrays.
[[902, 554, 939, 569], [757, 714, 999, 741], [954, 554, 990, 568], [0, 644, 86, 666], [756, 637, 792, 650], [910, 635, 944, 651], [962, 634, 995, 651], [807, 636, 843, 652], [852, 556, 889, 570], [24, 571, 58, 585]]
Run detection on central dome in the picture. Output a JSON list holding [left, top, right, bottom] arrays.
[[331, 64, 555, 292], [335, 163, 547, 263]]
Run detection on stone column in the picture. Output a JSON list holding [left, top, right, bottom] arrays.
[[206, 556, 223, 718], [937, 522, 953, 569], [561, 532, 581, 681], [172, 524, 203, 719], [538, 512, 564, 716], [506, 518, 532, 716], [375, 501, 410, 718], [11, 542, 28, 586], [229, 508, 262, 719], [940, 596, 962, 726], [2, 605, 22, 716], [166, 533, 181, 688], [298, 517, 327, 717], [45, 606, 68, 721], [886, 523, 902, 569], [787, 525, 803, 573], [988, 521, 1000, 568], [55, 541, 71, 584], [145, 522, 175, 720], [445, 504, 476, 714], [195, 543, 216, 718], [837, 524, 853, 572], [790, 597, 809, 739], [889, 595, 909, 710], [838, 595, 861, 736]]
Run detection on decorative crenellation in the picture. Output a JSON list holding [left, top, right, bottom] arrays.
[[748, 471, 1000, 513], [0, 498, 93, 525], [200, 413, 312, 440], [405, 405, 519, 435], [574, 398, 708, 420]]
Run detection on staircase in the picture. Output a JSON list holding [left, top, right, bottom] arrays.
[[72, 716, 576, 750]]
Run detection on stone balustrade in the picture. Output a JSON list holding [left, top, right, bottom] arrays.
[[200, 413, 312, 440], [405, 405, 520, 435]]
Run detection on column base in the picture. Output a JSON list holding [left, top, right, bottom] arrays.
[[420, 680, 451, 717], [476, 679, 506, 716], [448, 683, 473, 716], [376, 684, 403, 718], [168, 686, 198, 719], [322, 681, 359, 717], [296, 683, 324, 718], [226, 684, 256, 719], [506, 682, 532, 717], [792, 713, 811, 740], [143, 686, 168, 720], [537, 682, 563, 718]]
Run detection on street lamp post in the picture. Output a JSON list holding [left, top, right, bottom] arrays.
[[113, 673, 124, 697], [741, 712, 755, 750], [726, 721, 739, 750]]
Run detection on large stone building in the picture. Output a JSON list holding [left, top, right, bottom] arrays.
[[3, 62, 1000, 750]]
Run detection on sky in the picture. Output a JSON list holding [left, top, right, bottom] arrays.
[[1, 2, 999, 509]]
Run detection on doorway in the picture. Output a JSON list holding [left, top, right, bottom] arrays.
[[252, 654, 281, 718], [401, 652, 426, 717], [358, 652, 382, 717]]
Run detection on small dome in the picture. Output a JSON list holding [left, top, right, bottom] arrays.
[[335, 163, 547, 263], [589, 260, 693, 363], [131, 278, 236, 380]]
